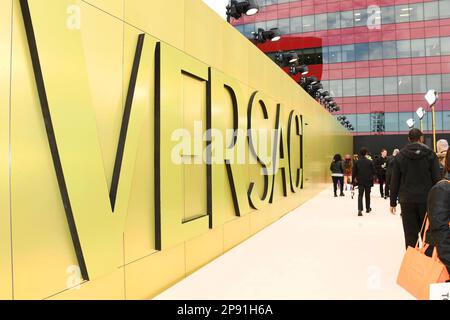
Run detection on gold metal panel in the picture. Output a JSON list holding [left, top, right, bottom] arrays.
[[82, 0, 124, 19], [222, 23, 248, 85], [0, 0, 13, 301], [11, 0, 80, 299], [223, 215, 251, 252], [124, 0, 185, 51], [185, 227, 223, 276], [125, 245, 185, 300], [184, 0, 223, 71], [210, 69, 250, 227], [159, 42, 209, 250], [46, 269, 124, 300]]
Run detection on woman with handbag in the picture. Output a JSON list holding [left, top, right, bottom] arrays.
[[427, 149, 450, 274]]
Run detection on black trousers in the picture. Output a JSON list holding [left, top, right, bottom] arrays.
[[385, 174, 391, 198], [378, 174, 387, 197], [358, 185, 371, 211], [400, 202, 427, 249], [332, 177, 344, 195]]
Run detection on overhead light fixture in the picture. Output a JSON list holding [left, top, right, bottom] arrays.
[[289, 64, 309, 76], [226, 0, 260, 22], [406, 118, 415, 129], [252, 28, 281, 43]]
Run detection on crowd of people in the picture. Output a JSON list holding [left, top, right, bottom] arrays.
[[329, 128, 450, 275]]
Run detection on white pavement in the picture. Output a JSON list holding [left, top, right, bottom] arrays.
[[155, 186, 414, 300]]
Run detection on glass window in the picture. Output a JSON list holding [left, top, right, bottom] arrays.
[[255, 21, 267, 32], [354, 9, 368, 27], [329, 80, 343, 97], [278, 18, 290, 34], [343, 79, 356, 97], [356, 78, 370, 96], [424, 2, 439, 20], [396, 5, 411, 23], [398, 76, 412, 94], [382, 6, 396, 24], [356, 114, 371, 133], [442, 74, 450, 92], [369, 42, 383, 60], [385, 113, 399, 132], [322, 46, 329, 64], [411, 39, 426, 57], [426, 38, 441, 56], [440, 37, 450, 55], [443, 112, 450, 132], [342, 44, 355, 62], [328, 46, 341, 63], [397, 40, 411, 58], [384, 77, 398, 95], [370, 78, 384, 96], [266, 19, 278, 30], [327, 12, 341, 30], [412, 75, 427, 94], [315, 13, 327, 31], [427, 74, 442, 92], [302, 15, 315, 32], [340, 11, 354, 28], [244, 23, 255, 38], [355, 43, 369, 61], [440, 0, 450, 19], [383, 41, 397, 59], [290, 17, 302, 34], [410, 3, 424, 22]]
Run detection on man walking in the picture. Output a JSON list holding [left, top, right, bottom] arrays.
[[352, 148, 376, 217], [374, 149, 388, 199], [385, 148, 400, 200], [390, 129, 441, 249]]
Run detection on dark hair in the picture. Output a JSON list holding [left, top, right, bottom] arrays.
[[381, 148, 387, 153], [359, 148, 368, 157], [333, 154, 342, 162], [446, 149, 450, 174], [408, 128, 424, 142]]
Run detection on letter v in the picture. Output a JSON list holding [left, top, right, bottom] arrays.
[[20, 0, 155, 281]]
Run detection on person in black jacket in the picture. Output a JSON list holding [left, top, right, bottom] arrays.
[[385, 149, 400, 201], [330, 154, 345, 197], [352, 148, 376, 216], [426, 149, 450, 274], [390, 129, 441, 249], [374, 149, 388, 199]]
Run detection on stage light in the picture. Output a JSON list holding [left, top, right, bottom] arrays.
[[289, 64, 309, 76], [416, 107, 426, 120], [253, 28, 281, 43], [226, 0, 260, 22], [406, 118, 415, 129], [276, 51, 298, 66], [425, 89, 438, 107]]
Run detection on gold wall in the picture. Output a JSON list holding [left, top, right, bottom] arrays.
[[0, 0, 352, 300]]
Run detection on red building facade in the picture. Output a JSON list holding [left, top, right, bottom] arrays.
[[232, 0, 450, 137]]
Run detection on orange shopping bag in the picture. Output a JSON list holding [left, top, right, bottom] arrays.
[[397, 216, 450, 300]]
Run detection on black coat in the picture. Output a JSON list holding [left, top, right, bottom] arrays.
[[374, 156, 387, 177], [390, 143, 441, 206], [426, 174, 450, 272], [330, 161, 344, 175], [352, 157, 376, 187], [385, 155, 396, 178]]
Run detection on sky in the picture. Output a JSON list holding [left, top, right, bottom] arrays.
[[202, 0, 228, 20]]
